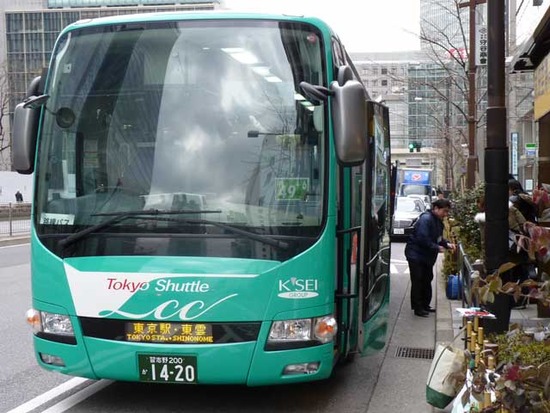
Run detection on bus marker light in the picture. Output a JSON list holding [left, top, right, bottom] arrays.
[[314, 316, 337, 343], [26, 309, 41, 333], [39, 353, 65, 367], [283, 362, 320, 375]]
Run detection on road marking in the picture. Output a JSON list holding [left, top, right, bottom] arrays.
[[42, 380, 113, 413], [6, 378, 88, 413], [6, 378, 113, 413]]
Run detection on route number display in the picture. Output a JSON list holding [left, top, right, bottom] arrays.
[[276, 178, 309, 201]]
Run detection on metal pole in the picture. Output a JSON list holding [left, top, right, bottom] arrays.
[[483, 0, 510, 334], [459, 0, 486, 187], [9, 203, 13, 236]]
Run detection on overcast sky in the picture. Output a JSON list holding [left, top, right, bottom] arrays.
[[221, 0, 421, 53]]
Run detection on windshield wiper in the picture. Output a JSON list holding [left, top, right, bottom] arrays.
[[58, 209, 289, 250], [58, 209, 222, 249], [167, 216, 289, 250]]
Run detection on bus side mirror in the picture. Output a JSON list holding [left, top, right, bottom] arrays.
[[13, 75, 44, 174], [330, 79, 367, 166], [13, 101, 40, 174]]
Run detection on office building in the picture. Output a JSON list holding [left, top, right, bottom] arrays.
[[0, 1, 218, 170]]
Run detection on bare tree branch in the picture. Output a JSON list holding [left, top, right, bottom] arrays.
[[0, 63, 10, 170]]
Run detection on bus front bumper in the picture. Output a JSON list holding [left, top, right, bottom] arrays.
[[32, 336, 335, 386]]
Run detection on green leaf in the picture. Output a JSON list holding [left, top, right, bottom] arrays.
[[497, 262, 517, 275]]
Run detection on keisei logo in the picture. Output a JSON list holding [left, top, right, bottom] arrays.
[[278, 277, 319, 299]]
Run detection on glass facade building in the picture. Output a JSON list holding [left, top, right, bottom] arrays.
[[47, 0, 209, 6], [419, 0, 471, 54], [350, 50, 469, 187], [407, 62, 467, 149], [5, 2, 217, 123]]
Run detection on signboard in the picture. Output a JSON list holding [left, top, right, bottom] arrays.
[[276, 178, 309, 200], [476, 25, 488, 66], [525, 142, 537, 157], [446, 48, 468, 60], [511, 132, 518, 176], [534, 53, 550, 119], [402, 170, 430, 185]]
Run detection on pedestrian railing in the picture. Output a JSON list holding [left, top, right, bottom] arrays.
[[457, 242, 476, 307], [0, 202, 31, 236]]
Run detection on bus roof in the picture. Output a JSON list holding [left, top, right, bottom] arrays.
[[63, 10, 334, 34]]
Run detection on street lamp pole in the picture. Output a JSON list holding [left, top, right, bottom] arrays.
[[458, 0, 486, 188]]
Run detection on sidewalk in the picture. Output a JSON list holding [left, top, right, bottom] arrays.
[[0, 233, 30, 247], [367, 256, 445, 412], [368, 255, 544, 413]]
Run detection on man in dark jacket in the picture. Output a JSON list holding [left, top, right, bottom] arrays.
[[508, 178, 537, 224], [405, 198, 455, 317]]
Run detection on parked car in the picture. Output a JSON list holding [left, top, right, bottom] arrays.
[[406, 194, 431, 208], [392, 196, 426, 240]]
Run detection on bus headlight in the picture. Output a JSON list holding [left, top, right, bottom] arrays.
[[26, 309, 74, 336], [267, 315, 337, 349], [269, 318, 312, 341]]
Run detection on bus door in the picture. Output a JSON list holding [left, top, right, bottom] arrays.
[[354, 101, 391, 355]]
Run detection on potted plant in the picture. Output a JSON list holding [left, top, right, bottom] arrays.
[[452, 325, 550, 412]]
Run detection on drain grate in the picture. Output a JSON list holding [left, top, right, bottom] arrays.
[[395, 346, 435, 360]]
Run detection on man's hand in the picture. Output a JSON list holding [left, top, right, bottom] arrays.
[[447, 243, 456, 251]]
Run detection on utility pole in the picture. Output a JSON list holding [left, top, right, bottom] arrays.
[[458, 0, 486, 188], [483, 0, 509, 335]]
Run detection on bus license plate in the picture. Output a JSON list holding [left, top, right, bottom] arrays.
[[138, 354, 197, 384], [393, 228, 405, 234]]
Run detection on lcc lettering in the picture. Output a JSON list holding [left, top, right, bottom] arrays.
[[278, 277, 319, 299]]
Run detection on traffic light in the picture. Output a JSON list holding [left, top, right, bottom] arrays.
[[408, 141, 422, 152]]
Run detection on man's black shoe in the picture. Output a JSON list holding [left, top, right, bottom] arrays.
[[414, 309, 429, 317], [424, 307, 436, 313]]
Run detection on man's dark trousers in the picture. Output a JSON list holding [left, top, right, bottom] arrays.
[[408, 259, 433, 311]]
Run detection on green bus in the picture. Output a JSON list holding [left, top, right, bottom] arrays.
[[13, 11, 392, 386]]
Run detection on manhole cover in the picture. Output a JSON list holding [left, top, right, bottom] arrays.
[[395, 346, 435, 359]]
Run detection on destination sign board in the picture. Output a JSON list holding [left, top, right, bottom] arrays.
[[126, 322, 214, 344]]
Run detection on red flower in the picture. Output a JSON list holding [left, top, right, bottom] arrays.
[[505, 364, 520, 381]]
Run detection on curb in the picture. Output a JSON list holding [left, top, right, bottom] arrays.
[[0, 235, 30, 247]]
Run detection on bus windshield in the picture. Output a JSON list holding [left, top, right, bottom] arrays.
[[35, 20, 326, 260]]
